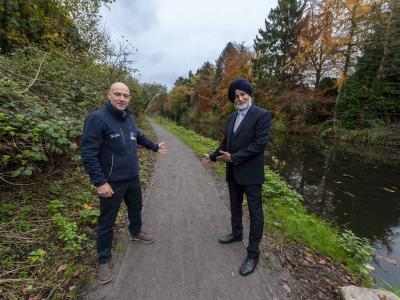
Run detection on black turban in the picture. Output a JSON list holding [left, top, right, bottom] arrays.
[[228, 78, 252, 102]]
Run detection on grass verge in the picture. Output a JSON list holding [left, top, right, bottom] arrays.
[[155, 117, 373, 284]]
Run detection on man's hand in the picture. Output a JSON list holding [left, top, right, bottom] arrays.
[[97, 183, 114, 198], [216, 150, 231, 162], [158, 141, 167, 155], [201, 154, 212, 166]]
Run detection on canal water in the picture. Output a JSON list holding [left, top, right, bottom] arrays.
[[185, 120, 400, 289]]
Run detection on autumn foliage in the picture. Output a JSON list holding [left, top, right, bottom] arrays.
[[151, 0, 399, 136]]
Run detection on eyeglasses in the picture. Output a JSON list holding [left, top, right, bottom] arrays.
[[112, 92, 130, 99]]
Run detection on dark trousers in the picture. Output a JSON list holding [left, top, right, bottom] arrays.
[[97, 178, 142, 264], [228, 176, 264, 258]]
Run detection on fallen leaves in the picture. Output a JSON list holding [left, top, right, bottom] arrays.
[[68, 285, 76, 291], [57, 264, 69, 273], [27, 293, 37, 300], [57, 260, 76, 273], [82, 203, 93, 209], [319, 259, 327, 265], [273, 240, 361, 299], [376, 255, 398, 265], [282, 283, 291, 296], [343, 192, 355, 198], [342, 173, 354, 178], [272, 221, 282, 228], [365, 264, 375, 271]]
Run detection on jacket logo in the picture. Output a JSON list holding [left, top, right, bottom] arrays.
[[110, 133, 121, 139], [130, 132, 136, 141]]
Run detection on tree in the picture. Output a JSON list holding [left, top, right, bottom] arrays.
[[0, 0, 88, 54], [147, 92, 169, 116], [58, 0, 114, 59], [253, 0, 305, 91], [336, 0, 400, 128], [295, 0, 341, 87], [142, 83, 167, 112], [332, 0, 373, 83], [174, 70, 194, 88], [212, 42, 252, 117], [191, 62, 215, 119], [168, 85, 192, 122]]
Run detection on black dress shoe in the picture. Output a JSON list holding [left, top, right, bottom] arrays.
[[218, 233, 242, 244], [239, 257, 259, 276]]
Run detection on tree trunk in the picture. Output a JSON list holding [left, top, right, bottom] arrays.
[[0, 0, 9, 53], [377, 0, 393, 80], [333, 1, 359, 134]]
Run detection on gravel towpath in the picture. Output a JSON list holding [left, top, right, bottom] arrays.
[[87, 120, 288, 300]]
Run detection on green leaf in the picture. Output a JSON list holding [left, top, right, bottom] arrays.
[[11, 167, 23, 177]]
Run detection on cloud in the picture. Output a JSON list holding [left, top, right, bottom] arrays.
[[101, 0, 158, 36], [101, 0, 277, 88]]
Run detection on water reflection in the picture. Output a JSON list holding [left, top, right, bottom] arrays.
[[267, 134, 400, 240], [267, 134, 400, 288], [183, 120, 400, 288]]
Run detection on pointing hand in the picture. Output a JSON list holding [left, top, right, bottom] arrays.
[[216, 150, 231, 162], [201, 154, 211, 166], [158, 141, 167, 155]]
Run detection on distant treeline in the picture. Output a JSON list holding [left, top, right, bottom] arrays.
[[149, 0, 400, 138]]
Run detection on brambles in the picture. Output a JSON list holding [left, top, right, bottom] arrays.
[[0, 50, 92, 179]]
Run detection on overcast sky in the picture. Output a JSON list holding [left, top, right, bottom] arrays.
[[100, 0, 278, 89]]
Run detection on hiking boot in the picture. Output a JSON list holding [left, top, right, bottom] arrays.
[[97, 262, 113, 284], [130, 231, 155, 244]]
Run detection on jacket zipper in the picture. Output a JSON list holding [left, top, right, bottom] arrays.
[[108, 154, 114, 177], [120, 127, 126, 144]]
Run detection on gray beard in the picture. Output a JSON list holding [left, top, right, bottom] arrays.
[[235, 100, 252, 111]]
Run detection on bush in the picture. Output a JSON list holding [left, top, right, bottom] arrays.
[[0, 49, 101, 179]]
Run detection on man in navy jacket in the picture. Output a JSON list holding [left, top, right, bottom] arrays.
[[202, 78, 271, 276], [80, 82, 167, 284]]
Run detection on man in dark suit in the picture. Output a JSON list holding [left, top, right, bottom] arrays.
[[202, 78, 272, 276]]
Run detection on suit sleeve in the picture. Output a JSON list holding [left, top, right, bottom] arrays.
[[209, 133, 227, 162], [230, 111, 272, 166], [137, 129, 159, 152], [209, 117, 232, 162], [80, 114, 107, 187]]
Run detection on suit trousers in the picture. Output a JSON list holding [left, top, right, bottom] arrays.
[[97, 178, 142, 264], [227, 175, 264, 258]]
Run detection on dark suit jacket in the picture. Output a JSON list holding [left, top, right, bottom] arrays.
[[209, 104, 272, 185]]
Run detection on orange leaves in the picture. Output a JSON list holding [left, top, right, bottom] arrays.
[[57, 264, 69, 273], [82, 203, 93, 210], [167, 43, 253, 122], [211, 43, 252, 117], [293, 0, 374, 86]]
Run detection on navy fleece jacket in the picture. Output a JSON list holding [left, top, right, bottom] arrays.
[[80, 100, 159, 186]]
